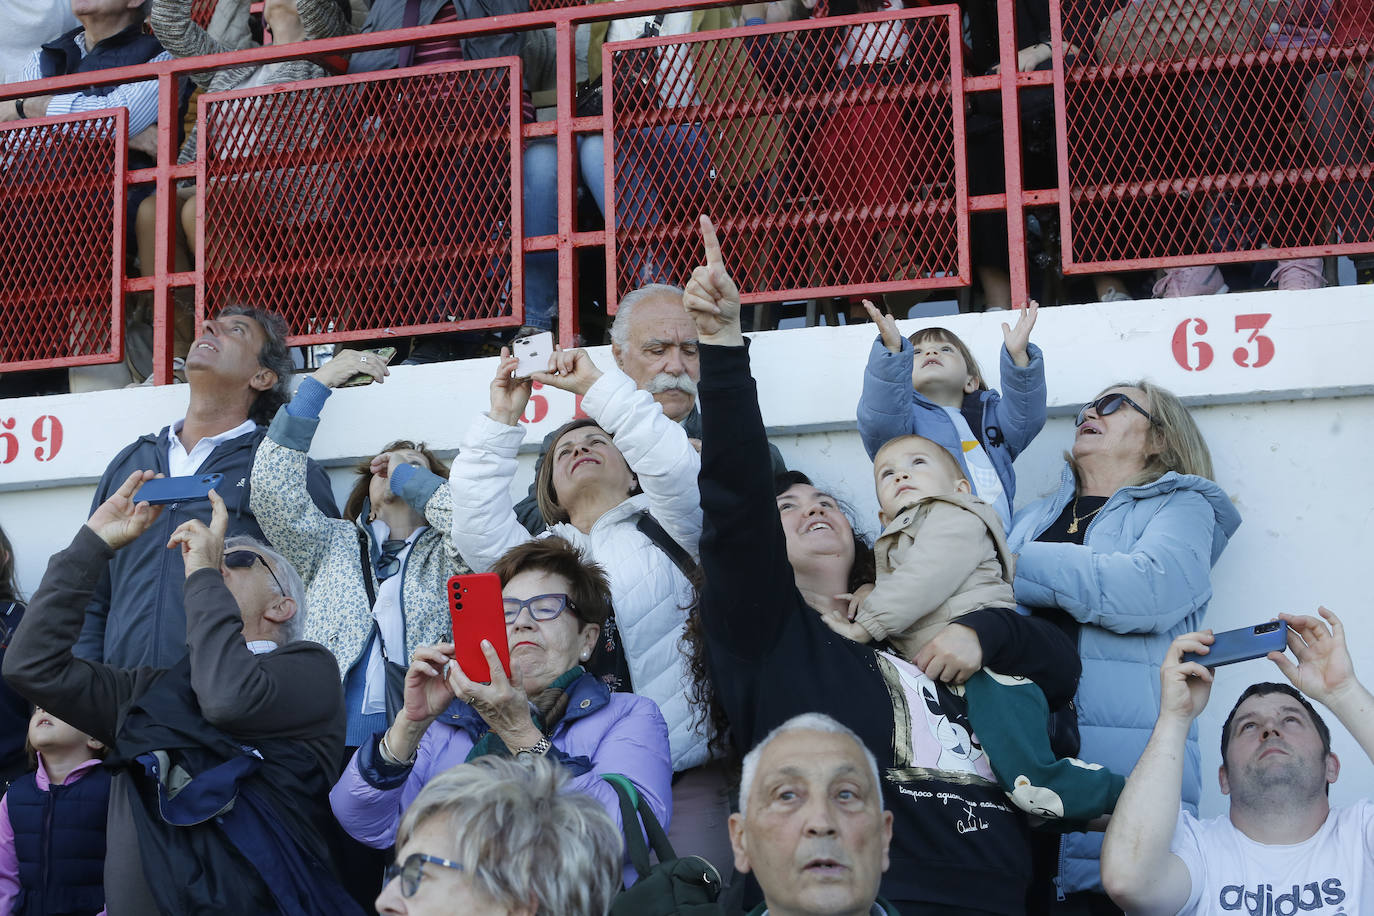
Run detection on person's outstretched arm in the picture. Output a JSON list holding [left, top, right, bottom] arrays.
[[1100, 631, 1214, 915], [3, 471, 167, 746], [684, 215, 795, 659]]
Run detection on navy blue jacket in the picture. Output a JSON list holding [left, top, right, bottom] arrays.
[[74, 425, 339, 668], [8, 765, 110, 916]]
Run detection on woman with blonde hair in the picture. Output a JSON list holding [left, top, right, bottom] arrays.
[[1007, 380, 1241, 913]]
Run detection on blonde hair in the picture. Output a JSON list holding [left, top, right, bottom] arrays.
[[1075, 380, 1214, 489]]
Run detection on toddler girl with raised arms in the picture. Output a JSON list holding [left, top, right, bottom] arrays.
[[856, 299, 1046, 531]]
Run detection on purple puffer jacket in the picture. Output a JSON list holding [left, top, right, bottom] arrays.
[[329, 672, 671, 878]]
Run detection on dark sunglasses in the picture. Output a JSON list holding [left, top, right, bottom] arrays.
[[223, 549, 285, 596], [502, 593, 576, 624], [1075, 392, 1156, 429], [384, 853, 465, 898]]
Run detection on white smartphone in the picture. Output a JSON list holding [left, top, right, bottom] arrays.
[[512, 331, 554, 378]]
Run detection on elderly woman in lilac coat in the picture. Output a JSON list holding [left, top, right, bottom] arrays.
[[330, 537, 671, 875]]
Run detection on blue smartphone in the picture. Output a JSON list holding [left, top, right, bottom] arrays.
[[1182, 620, 1288, 667], [134, 473, 224, 506]]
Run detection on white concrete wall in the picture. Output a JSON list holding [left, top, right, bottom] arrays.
[[1, 285, 1372, 816]]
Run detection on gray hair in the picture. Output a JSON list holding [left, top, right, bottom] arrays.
[[738, 713, 882, 818], [609, 283, 686, 349], [395, 756, 622, 916], [223, 535, 307, 643]]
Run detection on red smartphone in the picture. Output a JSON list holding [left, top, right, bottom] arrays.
[[448, 573, 512, 683]]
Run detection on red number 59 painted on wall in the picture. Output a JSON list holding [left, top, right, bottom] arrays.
[[1172, 314, 1275, 372], [0, 416, 64, 464]]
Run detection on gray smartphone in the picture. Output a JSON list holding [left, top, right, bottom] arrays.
[[135, 473, 224, 506], [1181, 621, 1288, 667]]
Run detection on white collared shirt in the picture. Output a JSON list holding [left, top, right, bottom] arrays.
[[167, 418, 257, 477], [245, 640, 277, 655]]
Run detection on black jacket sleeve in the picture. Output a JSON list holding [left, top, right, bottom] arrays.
[[957, 607, 1080, 709]]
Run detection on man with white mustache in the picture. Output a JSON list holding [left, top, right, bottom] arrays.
[[1101, 608, 1374, 916], [515, 283, 784, 533], [729, 713, 898, 916]]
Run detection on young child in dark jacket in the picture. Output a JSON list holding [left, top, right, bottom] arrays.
[[0, 708, 109, 916], [830, 434, 1124, 825]]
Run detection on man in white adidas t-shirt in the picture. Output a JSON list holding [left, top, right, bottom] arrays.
[[1101, 607, 1373, 916]]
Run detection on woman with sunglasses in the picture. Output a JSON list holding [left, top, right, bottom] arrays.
[[1005, 383, 1242, 914], [329, 536, 671, 884]]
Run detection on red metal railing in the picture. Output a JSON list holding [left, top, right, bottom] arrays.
[[0, 0, 1370, 385]]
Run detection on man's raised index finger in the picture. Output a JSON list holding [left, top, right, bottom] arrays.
[[699, 214, 723, 266]]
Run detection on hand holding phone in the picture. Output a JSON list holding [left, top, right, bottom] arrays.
[[134, 473, 224, 506], [340, 347, 397, 388], [1181, 621, 1288, 668]]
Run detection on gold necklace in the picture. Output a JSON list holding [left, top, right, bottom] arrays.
[[1066, 497, 1104, 535]]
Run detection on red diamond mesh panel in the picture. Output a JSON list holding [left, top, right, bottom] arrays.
[[605, 9, 967, 304], [0, 112, 122, 370], [190, 0, 219, 28], [1058, 0, 1374, 270], [199, 62, 520, 342]]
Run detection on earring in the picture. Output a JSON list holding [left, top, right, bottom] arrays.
[[580, 651, 589, 661]]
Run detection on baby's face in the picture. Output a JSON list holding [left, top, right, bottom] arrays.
[[873, 438, 968, 521]]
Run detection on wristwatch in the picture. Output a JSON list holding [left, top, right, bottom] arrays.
[[513, 736, 552, 760]]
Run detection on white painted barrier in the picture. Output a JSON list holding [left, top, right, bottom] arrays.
[[1, 284, 1372, 816]]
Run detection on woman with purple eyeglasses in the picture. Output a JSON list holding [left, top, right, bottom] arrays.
[[1006, 382, 1241, 914], [329, 536, 670, 886]]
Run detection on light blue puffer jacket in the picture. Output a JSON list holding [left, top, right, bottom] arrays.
[[1006, 464, 1242, 897]]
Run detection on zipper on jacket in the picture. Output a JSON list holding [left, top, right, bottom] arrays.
[[153, 503, 180, 667], [1054, 833, 1067, 901]]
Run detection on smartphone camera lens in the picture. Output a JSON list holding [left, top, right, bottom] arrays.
[[1256, 621, 1280, 634]]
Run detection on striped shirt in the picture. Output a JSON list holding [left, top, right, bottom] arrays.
[[19, 32, 173, 136]]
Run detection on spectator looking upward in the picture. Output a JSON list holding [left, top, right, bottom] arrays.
[[1006, 380, 1241, 911], [376, 755, 623, 916], [513, 282, 786, 534], [0, 708, 110, 916], [4, 477, 359, 914], [856, 298, 1045, 532], [683, 214, 1083, 912], [828, 433, 1125, 825], [449, 340, 730, 865], [330, 536, 672, 888], [1101, 608, 1374, 916], [251, 348, 470, 750], [729, 713, 898, 916], [74, 306, 339, 668], [135, 0, 352, 301]]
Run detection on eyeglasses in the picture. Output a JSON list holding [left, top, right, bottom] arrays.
[[1075, 392, 1156, 429], [223, 549, 285, 596], [502, 593, 576, 624], [383, 853, 465, 898]]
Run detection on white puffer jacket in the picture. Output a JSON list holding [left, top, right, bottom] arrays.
[[449, 368, 708, 771]]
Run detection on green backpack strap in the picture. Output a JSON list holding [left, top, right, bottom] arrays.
[[603, 774, 676, 876]]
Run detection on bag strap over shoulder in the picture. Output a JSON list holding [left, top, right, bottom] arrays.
[[634, 512, 699, 584], [604, 773, 675, 876]]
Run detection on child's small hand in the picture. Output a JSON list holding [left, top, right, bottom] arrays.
[[1002, 300, 1038, 368], [837, 583, 875, 621], [862, 300, 903, 354], [822, 613, 873, 644]]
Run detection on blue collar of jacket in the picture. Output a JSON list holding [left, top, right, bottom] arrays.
[[1044, 464, 1241, 536], [435, 671, 612, 737], [40, 22, 161, 80]]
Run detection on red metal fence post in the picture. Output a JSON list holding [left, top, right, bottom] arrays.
[[998, 0, 1029, 308]]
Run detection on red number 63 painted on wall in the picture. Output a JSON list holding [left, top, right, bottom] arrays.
[[0, 416, 64, 464], [1172, 314, 1274, 372]]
